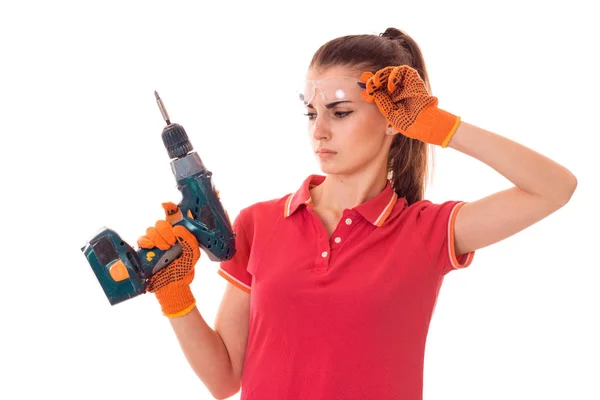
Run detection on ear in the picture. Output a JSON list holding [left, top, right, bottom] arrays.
[[386, 124, 399, 136]]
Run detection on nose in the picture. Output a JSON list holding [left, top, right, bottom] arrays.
[[311, 113, 331, 141]]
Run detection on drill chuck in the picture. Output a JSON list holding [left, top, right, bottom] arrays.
[[162, 123, 194, 159]]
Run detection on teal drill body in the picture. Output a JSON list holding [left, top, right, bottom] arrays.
[[81, 94, 236, 305]]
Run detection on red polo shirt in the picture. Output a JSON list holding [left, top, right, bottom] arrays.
[[218, 174, 475, 399]]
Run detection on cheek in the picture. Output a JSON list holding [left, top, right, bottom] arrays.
[[365, 106, 388, 129], [347, 117, 389, 156], [349, 112, 386, 142]]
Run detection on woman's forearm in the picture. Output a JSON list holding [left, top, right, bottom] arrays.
[[168, 307, 239, 399], [447, 121, 577, 206]]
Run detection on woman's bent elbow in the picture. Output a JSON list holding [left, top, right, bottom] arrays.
[[209, 378, 241, 400]]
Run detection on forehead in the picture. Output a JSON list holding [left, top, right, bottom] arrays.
[[306, 65, 361, 81]]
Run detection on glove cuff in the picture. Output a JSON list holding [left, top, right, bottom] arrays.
[[406, 105, 461, 147], [154, 284, 196, 318]]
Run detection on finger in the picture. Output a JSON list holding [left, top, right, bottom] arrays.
[[373, 67, 393, 88], [137, 235, 155, 249], [156, 220, 177, 246], [162, 202, 179, 216], [360, 90, 374, 103], [367, 77, 384, 95], [387, 66, 402, 93], [146, 226, 171, 251], [366, 79, 377, 95], [389, 66, 414, 93], [359, 71, 373, 85], [366, 73, 383, 94], [359, 71, 373, 99], [163, 202, 184, 224]]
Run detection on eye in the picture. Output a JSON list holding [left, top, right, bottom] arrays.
[[303, 111, 353, 120], [334, 111, 352, 118]]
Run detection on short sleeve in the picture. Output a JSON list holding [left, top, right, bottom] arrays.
[[217, 209, 252, 293], [415, 200, 475, 276]]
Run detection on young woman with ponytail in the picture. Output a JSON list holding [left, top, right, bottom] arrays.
[[137, 27, 577, 399]]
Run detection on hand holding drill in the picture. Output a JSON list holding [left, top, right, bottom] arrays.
[[138, 202, 201, 317]]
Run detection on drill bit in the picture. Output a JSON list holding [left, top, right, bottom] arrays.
[[154, 91, 171, 125]]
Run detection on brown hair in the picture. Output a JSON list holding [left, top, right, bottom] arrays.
[[308, 27, 432, 205]]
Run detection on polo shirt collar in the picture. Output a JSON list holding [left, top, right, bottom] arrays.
[[284, 174, 402, 227]]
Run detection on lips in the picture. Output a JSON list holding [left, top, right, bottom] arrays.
[[315, 148, 337, 159], [315, 148, 337, 154]]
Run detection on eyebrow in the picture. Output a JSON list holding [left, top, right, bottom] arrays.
[[306, 100, 353, 109]]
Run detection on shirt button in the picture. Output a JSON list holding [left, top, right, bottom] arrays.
[[321, 251, 328, 258], [334, 237, 341, 243], [345, 218, 352, 225]]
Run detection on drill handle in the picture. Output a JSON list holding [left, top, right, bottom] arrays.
[[136, 243, 183, 278]]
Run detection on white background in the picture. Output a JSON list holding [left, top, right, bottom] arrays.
[[1, 1, 598, 399]]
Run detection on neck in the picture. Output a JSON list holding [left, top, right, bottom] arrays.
[[311, 163, 389, 216]]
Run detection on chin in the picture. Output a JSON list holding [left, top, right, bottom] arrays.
[[317, 160, 354, 176]]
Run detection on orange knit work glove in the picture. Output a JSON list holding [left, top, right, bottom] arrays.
[[137, 202, 200, 318], [360, 65, 461, 147]]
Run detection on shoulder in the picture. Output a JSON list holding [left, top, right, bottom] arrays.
[[400, 198, 465, 225], [235, 192, 292, 229]]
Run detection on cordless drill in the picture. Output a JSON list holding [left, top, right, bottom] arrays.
[[81, 92, 236, 305]]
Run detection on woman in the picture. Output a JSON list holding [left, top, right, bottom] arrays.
[[137, 27, 577, 399]]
